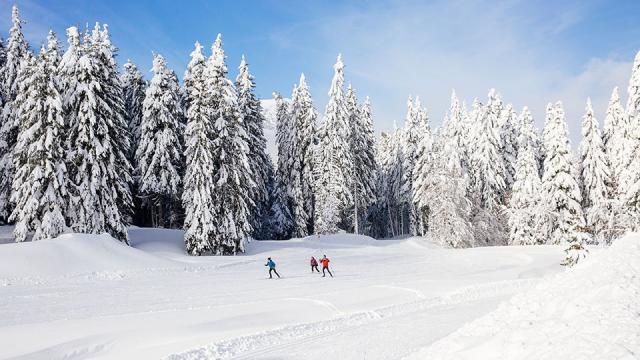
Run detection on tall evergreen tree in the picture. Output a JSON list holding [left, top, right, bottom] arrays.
[[602, 87, 627, 241], [235, 55, 272, 238], [121, 59, 146, 163], [401, 96, 425, 236], [206, 34, 253, 254], [422, 133, 473, 248], [272, 91, 293, 238], [287, 74, 317, 237], [64, 24, 132, 243], [621, 51, 640, 230], [580, 98, 612, 243], [540, 102, 588, 265], [602, 87, 627, 191], [315, 54, 351, 232], [411, 113, 434, 237], [182, 42, 216, 255], [508, 144, 542, 245], [500, 103, 519, 188], [470, 91, 506, 209], [516, 106, 543, 175], [11, 36, 67, 242], [136, 54, 183, 228], [350, 94, 377, 235], [0, 5, 29, 221]]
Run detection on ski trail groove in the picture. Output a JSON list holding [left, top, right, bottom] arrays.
[[165, 278, 537, 360]]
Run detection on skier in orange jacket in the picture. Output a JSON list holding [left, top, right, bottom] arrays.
[[320, 255, 333, 277]]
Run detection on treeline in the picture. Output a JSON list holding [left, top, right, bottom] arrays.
[[1, 6, 639, 266]]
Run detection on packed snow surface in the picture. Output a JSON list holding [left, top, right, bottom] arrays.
[[408, 233, 640, 360], [0, 228, 633, 359]]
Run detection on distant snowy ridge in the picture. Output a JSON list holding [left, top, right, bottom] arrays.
[[408, 233, 640, 360]]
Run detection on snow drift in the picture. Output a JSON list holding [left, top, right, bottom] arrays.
[[409, 233, 640, 360]]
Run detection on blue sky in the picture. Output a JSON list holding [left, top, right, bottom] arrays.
[[1, 0, 639, 143]]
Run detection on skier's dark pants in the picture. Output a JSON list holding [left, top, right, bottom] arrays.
[[269, 268, 280, 278], [322, 266, 333, 277], [311, 265, 319, 273]]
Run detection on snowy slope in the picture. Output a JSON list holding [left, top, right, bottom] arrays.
[[408, 234, 640, 360], [0, 228, 570, 360]]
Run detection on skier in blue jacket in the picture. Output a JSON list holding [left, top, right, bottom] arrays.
[[265, 257, 280, 279]]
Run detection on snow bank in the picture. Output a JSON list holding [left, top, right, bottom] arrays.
[[0, 233, 172, 279], [410, 234, 640, 360]]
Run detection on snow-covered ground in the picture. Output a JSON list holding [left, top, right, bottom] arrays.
[[0, 228, 636, 359]]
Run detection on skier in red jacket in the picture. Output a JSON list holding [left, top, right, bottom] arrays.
[[310, 256, 320, 273], [320, 255, 333, 277]]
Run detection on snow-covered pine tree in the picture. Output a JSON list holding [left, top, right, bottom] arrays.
[[469, 91, 508, 246], [421, 132, 473, 248], [401, 96, 425, 236], [121, 59, 146, 163], [516, 106, 543, 175], [602, 87, 627, 192], [135, 54, 183, 228], [64, 24, 132, 243], [235, 55, 272, 238], [287, 74, 317, 237], [601, 87, 627, 241], [0, 36, 6, 72], [444, 90, 469, 171], [508, 143, 542, 245], [350, 94, 377, 235], [580, 98, 612, 244], [500, 103, 519, 189], [10, 36, 67, 242], [541, 102, 588, 265], [411, 119, 434, 237], [206, 34, 253, 254], [272, 91, 293, 238], [314, 54, 352, 232], [621, 51, 640, 230], [470, 95, 506, 207], [182, 41, 216, 255], [0, 5, 29, 221]]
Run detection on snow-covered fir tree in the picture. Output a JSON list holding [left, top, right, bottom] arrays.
[[182, 41, 216, 255], [508, 144, 542, 245], [135, 54, 183, 228], [411, 121, 434, 237], [499, 103, 519, 188], [621, 51, 640, 230], [443, 90, 469, 171], [121, 59, 146, 163], [350, 94, 377, 235], [0, 5, 29, 221], [516, 106, 543, 174], [287, 74, 317, 237], [10, 36, 67, 242], [314, 54, 352, 232], [205, 34, 253, 254], [0, 36, 6, 71], [235, 55, 272, 238], [401, 96, 425, 236], [580, 98, 612, 244], [64, 24, 132, 243], [468, 91, 508, 246], [601, 87, 628, 241], [272, 91, 293, 238], [469, 94, 506, 208], [540, 102, 588, 265], [421, 132, 473, 248], [602, 87, 627, 191]]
